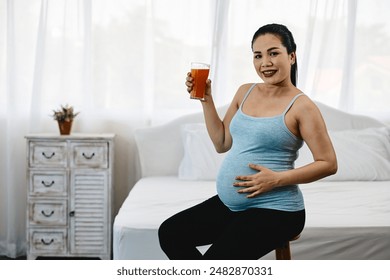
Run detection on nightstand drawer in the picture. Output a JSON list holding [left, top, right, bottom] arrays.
[[29, 200, 67, 226], [71, 142, 108, 168], [29, 229, 67, 254], [26, 134, 114, 259], [29, 171, 67, 196], [29, 142, 67, 168]]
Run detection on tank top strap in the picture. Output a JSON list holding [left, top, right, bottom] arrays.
[[282, 93, 305, 115], [239, 83, 258, 109]]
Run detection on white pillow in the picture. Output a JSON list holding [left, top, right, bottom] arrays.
[[179, 124, 390, 181], [296, 127, 390, 181], [178, 123, 225, 180], [134, 125, 183, 177]]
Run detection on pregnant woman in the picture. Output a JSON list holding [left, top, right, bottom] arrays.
[[158, 23, 337, 260]]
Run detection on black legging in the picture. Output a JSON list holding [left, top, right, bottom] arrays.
[[158, 195, 305, 260]]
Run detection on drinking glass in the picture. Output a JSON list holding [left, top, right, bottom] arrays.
[[190, 62, 210, 101]]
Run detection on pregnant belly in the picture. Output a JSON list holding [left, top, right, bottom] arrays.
[[216, 152, 302, 212], [216, 154, 261, 211]]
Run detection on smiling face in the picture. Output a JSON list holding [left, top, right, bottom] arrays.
[[252, 33, 296, 86]]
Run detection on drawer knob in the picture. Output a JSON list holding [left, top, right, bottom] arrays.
[[42, 152, 55, 159], [41, 180, 55, 187], [41, 238, 54, 246], [82, 152, 95, 160], [69, 211, 75, 217], [41, 210, 54, 217]]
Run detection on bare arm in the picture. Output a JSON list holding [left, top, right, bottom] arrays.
[[234, 97, 338, 197], [185, 73, 246, 153], [279, 97, 338, 184]]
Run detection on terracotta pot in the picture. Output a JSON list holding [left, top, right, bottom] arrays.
[[58, 120, 73, 135]]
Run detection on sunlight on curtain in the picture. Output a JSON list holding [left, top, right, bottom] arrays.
[[218, 0, 390, 119], [220, 0, 313, 104], [90, 0, 215, 121], [22, 0, 388, 122], [0, 0, 41, 258], [354, 1, 390, 118], [1, 0, 389, 258]]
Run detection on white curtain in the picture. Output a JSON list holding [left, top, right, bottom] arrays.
[[1, 0, 389, 258]]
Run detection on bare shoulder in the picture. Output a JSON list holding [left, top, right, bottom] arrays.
[[223, 83, 256, 121], [236, 83, 256, 96], [294, 94, 323, 119], [233, 83, 257, 105], [238, 83, 257, 91], [292, 94, 329, 137]]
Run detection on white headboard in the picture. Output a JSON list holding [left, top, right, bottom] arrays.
[[134, 102, 385, 178], [315, 102, 384, 130]]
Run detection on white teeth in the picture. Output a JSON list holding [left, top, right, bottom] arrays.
[[263, 71, 275, 75]]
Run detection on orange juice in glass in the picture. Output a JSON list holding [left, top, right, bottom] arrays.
[[190, 62, 210, 101]]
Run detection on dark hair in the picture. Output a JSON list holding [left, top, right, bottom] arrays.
[[251, 23, 298, 86]]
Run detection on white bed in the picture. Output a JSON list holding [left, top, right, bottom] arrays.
[[113, 102, 390, 260]]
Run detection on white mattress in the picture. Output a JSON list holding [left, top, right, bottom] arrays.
[[113, 177, 390, 260]]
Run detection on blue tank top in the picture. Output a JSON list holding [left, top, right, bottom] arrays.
[[216, 83, 305, 212]]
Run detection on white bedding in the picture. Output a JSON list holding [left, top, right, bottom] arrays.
[[114, 102, 389, 260], [113, 177, 390, 260]]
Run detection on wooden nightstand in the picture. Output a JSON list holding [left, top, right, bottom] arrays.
[[25, 133, 115, 260]]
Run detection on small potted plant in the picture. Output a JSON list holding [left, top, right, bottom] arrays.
[[52, 104, 79, 135]]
